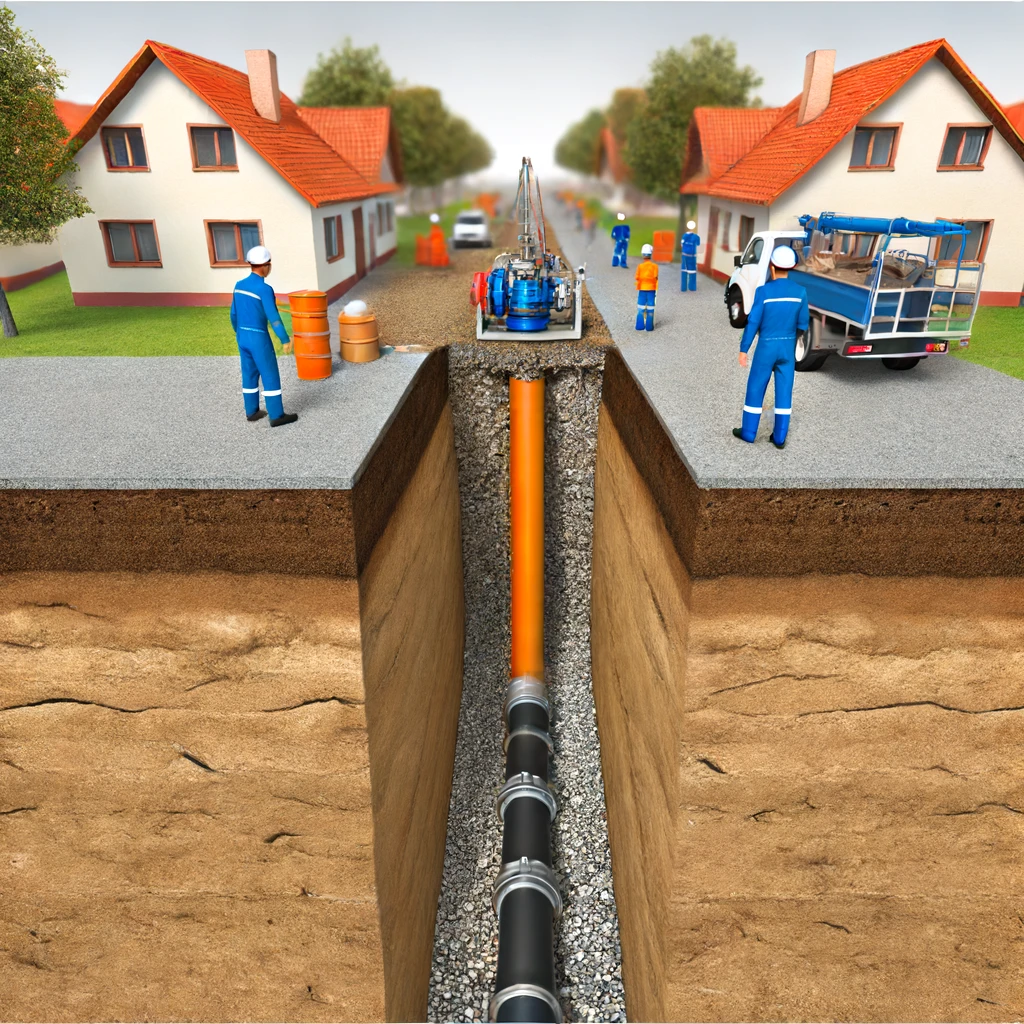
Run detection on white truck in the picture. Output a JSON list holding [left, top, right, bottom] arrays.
[[724, 213, 982, 371]]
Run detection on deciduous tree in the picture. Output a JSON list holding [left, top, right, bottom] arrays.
[[553, 109, 605, 176], [298, 37, 394, 107], [0, 4, 91, 337]]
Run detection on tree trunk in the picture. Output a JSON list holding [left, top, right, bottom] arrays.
[[0, 282, 19, 338]]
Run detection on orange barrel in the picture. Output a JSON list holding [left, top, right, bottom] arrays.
[[652, 230, 676, 263], [293, 329, 332, 380], [429, 226, 450, 267], [415, 235, 430, 266], [338, 311, 380, 363], [289, 289, 327, 314]]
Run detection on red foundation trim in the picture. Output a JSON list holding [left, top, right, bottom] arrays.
[[73, 291, 235, 307], [979, 290, 1024, 307], [325, 272, 359, 304], [1, 261, 65, 292]]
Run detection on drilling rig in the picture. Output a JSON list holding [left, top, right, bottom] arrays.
[[471, 158, 585, 341]]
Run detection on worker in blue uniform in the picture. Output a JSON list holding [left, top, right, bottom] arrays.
[[733, 245, 808, 449], [229, 245, 299, 427], [680, 220, 700, 291], [611, 213, 630, 268]]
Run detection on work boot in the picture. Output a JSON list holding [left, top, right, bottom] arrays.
[[733, 428, 754, 443], [770, 434, 786, 449], [246, 409, 267, 422], [270, 413, 299, 428]]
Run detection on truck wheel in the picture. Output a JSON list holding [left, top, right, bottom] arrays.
[[727, 286, 747, 329], [882, 357, 921, 370], [795, 323, 828, 372]]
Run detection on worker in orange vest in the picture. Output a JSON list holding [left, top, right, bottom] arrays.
[[428, 212, 449, 267], [635, 243, 658, 331]]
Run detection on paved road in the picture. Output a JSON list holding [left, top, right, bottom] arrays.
[[0, 352, 426, 489], [551, 205, 1024, 489]]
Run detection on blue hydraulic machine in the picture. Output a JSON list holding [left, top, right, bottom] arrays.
[[471, 158, 586, 341]]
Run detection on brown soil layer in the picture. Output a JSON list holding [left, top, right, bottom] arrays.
[[591, 409, 1024, 1022], [603, 348, 1024, 576], [352, 220, 612, 354]]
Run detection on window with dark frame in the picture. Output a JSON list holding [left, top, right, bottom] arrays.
[[206, 222, 262, 266], [849, 126, 899, 169], [190, 126, 237, 169], [102, 222, 161, 265], [939, 126, 991, 168], [738, 216, 755, 251], [102, 127, 148, 169], [324, 215, 345, 261]]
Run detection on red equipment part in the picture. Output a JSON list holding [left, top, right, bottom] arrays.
[[470, 271, 488, 308]]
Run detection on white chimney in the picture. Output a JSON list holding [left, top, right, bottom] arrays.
[[245, 49, 282, 123], [797, 49, 836, 126]]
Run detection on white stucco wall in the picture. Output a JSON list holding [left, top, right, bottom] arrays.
[[697, 195, 769, 278], [767, 59, 1024, 296], [0, 239, 62, 281], [59, 60, 318, 298]]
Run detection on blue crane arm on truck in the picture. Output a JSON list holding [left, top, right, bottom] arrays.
[[725, 212, 983, 372]]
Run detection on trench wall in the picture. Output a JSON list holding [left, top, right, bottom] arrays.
[[0, 352, 463, 1023], [591, 350, 1024, 1022]]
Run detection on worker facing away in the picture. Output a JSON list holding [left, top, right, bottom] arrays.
[[229, 246, 299, 427], [635, 244, 659, 331], [733, 245, 808, 449], [681, 220, 700, 291], [611, 212, 630, 268]]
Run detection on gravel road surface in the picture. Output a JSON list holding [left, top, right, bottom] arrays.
[[549, 203, 1024, 489]]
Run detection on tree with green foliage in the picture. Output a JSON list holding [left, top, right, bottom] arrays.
[[554, 108, 606, 176], [441, 114, 494, 182], [298, 37, 394, 107], [626, 35, 762, 204], [0, 4, 91, 337], [607, 88, 647, 148]]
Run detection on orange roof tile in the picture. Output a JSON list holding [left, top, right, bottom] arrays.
[[680, 107, 783, 193], [295, 106, 401, 186], [596, 126, 629, 183], [706, 39, 1024, 206], [71, 41, 397, 206], [1004, 100, 1024, 138], [54, 100, 93, 137]]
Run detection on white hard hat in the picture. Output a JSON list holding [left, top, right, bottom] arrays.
[[246, 245, 272, 265], [429, 213, 440, 223], [687, 220, 696, 230], [616, 212, 625, 221], [641, 243, 654, 256], [770, 244, 798, 269]]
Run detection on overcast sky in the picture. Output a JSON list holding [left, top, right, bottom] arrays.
[[10, 1, 1024, 183]]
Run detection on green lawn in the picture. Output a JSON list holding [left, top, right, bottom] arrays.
[[591, 204, 680, 260], [395, 200, 473, 267], [1, 271, 292, 357], [950, 305, 1024, 381]]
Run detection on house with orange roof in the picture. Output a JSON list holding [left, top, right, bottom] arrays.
[[1003, 100, 1024, 138], [57, 41, 401, 306], [0, 100, 95, 293], [682, 40, 1024, 307]]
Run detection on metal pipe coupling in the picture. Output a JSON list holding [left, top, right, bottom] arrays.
[[503, 724, 554, 755], [503, 675, 549, 724], [489, 983, 563, 1024], [491, 856, 563, 919], [495, 771, 558, 823]]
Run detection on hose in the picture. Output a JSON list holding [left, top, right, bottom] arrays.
[[491, 377, 561, 1023]]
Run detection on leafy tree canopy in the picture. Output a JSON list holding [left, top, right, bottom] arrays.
[[607, 88, 646, 145], [0, 4, 90, 247], [298, 37, 394, 107], [554, 108, 605, 176], [626, 35, 762, 202]]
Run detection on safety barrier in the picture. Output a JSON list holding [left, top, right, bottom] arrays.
[[652, 230, 676, 264]]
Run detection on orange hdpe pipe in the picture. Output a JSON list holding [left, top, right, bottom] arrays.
[[509, 376, 545, 681]]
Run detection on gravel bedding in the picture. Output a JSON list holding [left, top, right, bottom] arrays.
[[425, 222, 624, 1023]]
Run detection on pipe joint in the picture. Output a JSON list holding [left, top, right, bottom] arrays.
[[504, 675, 549, 724], [503, 724, 554, 755], [489, 982, 563, 1024], [492, 856, 563, 919], [495, 771, 558, 823]]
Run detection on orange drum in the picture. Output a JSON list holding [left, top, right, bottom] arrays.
[[288, 290, 327, 314], [293, 325, 332, 380], [338, 312, 380, 363]]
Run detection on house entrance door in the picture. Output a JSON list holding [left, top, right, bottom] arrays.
[[369, 213, 377, 269], [353, 208, 367, 279]]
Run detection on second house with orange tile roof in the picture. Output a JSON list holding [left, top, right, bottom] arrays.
[[680, 40, 1024, 307], [59, 41, 402, 306]]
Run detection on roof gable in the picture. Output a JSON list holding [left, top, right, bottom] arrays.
[[1005, 100, 1024, 138], [680, 107, 782, 193], [54, 100, 94, 138], [295, 106, 402, 186], [707, 39, 1024, 205], [70, 41, 396, 206]]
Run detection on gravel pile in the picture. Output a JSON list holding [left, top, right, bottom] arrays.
[[427, 224, 625, 1023]]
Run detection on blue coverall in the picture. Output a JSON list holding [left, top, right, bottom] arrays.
[[611, 224, 630, 268], [229, 272, 291, 420], [737, 276, 809, 445], [680, 231, 700, 291]]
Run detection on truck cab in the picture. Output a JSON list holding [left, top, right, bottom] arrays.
[[726, 230, 806, 330]]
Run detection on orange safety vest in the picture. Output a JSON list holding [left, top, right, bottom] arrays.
[[635, 259, 659, 291]]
